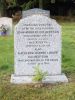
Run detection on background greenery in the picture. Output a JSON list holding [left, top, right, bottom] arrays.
[[0, 22, 75, 100], [0, 0, 75, 16]]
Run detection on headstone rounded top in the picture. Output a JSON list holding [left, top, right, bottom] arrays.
[[16, 15, 61, 29]]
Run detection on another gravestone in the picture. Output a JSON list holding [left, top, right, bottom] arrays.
[[11, 15, 68, 83], [0, 17, 12, 35], [22, 8, 50, 18]]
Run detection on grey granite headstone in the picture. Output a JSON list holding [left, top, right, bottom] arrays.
[[11, 14, 68, 84], [22, 8, 50, 18]]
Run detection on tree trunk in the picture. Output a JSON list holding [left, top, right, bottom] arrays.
[[39, 0, 43, 9], [0, 0, 7, 16]]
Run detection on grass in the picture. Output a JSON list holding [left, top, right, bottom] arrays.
[[0, 36, 14, 78], [62, 22, 75, 75], [0, 22, 75, 100]]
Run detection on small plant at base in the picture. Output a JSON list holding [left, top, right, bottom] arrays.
[[33, 65, 48, 82]]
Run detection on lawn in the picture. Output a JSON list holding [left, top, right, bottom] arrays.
[[0, 22, 75, 100]]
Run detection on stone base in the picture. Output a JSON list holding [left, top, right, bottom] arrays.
[[10, 73, 68, 84]]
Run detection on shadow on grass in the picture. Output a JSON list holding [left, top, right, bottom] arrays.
[[0, 65, 10, 71]]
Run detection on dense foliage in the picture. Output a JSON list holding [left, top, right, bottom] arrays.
[[0, 0, 75, 16]]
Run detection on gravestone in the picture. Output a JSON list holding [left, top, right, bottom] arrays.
[[0, 17, 12, 36], [11, 14, 68, 83], [22, 8, 50, 18]]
